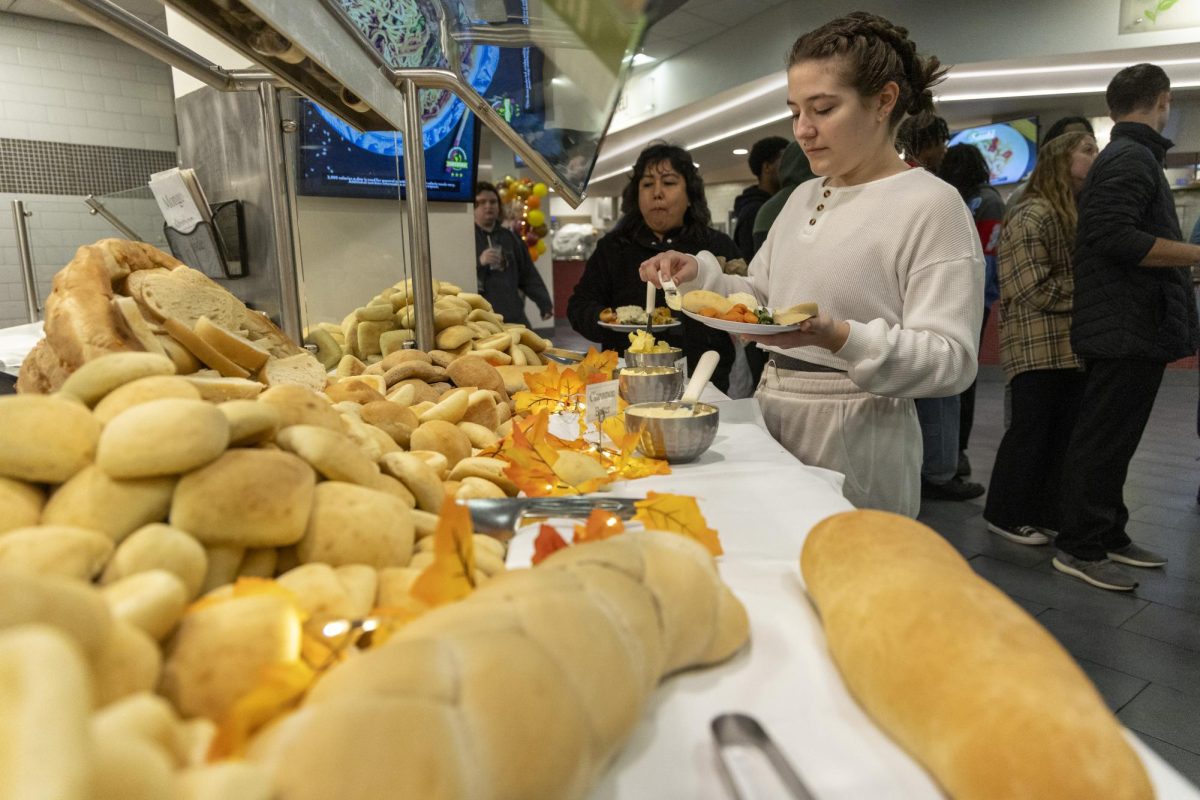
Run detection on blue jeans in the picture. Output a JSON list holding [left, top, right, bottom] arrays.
[[915, 395, 961, 484]]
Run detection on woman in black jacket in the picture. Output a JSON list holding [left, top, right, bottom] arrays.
[[566, 143, 740, 390]]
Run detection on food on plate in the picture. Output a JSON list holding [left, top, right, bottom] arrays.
[[626, 329, 673, 353], [626, 403, 718, 419], [802, 510, 1152, 800], [245, 531, 749, 800], [599, 305, 675, 325], [681, 290, 818, 327]]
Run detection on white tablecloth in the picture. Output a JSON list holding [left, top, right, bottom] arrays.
[[512, 397, 1199, 799], [0, 321, 42, 377]]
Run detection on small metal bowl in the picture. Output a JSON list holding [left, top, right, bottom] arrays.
[[619, 366, 684, 404], [624, 347, 683, 369], [625, 402, 719, 463]]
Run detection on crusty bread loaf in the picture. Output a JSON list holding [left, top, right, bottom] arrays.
[[247, 531, 748, 800], [800, 510, 1152, 800]]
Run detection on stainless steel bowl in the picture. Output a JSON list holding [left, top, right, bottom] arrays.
[[624, 347, 683, 369], [625, 402, 719, 463], [618, 366, 684, 404]]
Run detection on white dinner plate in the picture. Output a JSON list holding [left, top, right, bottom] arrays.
[[598, 320, 682, 332], [681, 308, 805, 335]]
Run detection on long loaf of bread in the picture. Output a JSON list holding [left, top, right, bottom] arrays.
[[801, 510, 1152, 799], [247, 530, 750, 799]]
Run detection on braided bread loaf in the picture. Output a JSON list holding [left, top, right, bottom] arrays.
[[802, 511, 1152, 799], [247, 530, 750, 799]]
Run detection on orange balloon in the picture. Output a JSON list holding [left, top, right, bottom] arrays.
[[525, 195, 541, 210]]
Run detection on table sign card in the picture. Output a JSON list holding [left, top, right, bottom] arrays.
[[585, 379, 620, 423]]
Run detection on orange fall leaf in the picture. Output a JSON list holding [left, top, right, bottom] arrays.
[[573, 509, 626, 544], [410, 497, 477, 606], [533, 523, 570, 565]]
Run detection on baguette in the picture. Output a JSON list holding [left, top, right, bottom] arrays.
[[801, 510, 1152, 799]]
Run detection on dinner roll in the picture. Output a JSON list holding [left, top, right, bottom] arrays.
[[92, 620, 162, 707], [296, 481, 415, 569], [274, 425, 380, 486], [0, 525, 113, 581], [101, 569, 188, 641], [218, 399, 280, 446], [91, 374, 201, 425], [58, 351, 176, 406], [0, 477, 44, 535], [0, 568, 113, 661], [101, 524, 208, 600], [41, 466, 175, 543], [409, 420, 471, 469], [171, 450, 317, 548], [0, 394, 100, 483], [97, 398, 229, 478]]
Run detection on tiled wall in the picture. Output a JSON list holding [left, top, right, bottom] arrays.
[[0, 11, 179, 328]]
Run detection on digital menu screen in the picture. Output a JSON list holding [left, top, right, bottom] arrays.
[[948, 117, 1039, 186]]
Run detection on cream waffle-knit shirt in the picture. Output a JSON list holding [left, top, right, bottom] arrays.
[[685, 167, 984, 399]]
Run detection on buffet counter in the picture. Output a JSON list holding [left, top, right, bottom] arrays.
[[514, 397, 1200, 799]]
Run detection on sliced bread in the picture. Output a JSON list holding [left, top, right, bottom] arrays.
[[260, 353, 327, 393], [112, 296, 167, 358], [194, 316, 270, 371], [139, 270, 243, 331], [162, 317, 250, 379]]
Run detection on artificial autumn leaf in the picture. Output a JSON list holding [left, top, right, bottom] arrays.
[[186, 576, 301, 615], [533, 523, 570, 565], [576, 347, 618, 383], [633, 492, 723, 556], [573, 509, 626, 544], [501, 415, 614, 496], [599, 413, 672, 480], [411, 497, 476, 606], [209, 660, 314, 760], [514, 362, 587, 415]]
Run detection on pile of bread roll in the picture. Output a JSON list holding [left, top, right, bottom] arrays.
[[17, 238, 328, 395], [304, 278, 554, 370]]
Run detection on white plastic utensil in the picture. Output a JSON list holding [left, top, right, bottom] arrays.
[[660, 271, 682, 311], [679, 349, 719, 413], [644, 280, 656, 334]]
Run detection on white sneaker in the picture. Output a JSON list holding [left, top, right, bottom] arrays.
[[987, 522, 1050, 546]]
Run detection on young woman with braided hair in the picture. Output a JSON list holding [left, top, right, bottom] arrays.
[[984, 131, 1098, 545], [640, 12, 984, 515]]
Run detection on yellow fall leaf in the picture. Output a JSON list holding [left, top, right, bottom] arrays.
[[209, 660, 314, 760], [573, 509, 626, 544], [633, 492, 723, 556]]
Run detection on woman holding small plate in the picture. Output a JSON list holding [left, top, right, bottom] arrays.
[[640, 12, 984, 514], [567, 142, 742, 392]]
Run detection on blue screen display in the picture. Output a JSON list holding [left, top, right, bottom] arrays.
[[948, 117, 1039, 186], [297, 2, 542, 202]]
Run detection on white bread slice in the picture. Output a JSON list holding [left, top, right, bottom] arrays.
[[112, 296, 167, 358], [260, 353, 327, 393], [123, 268, 171, 306], [241, 308, 305, 358], [155, 334, 202, 374], [182, 375, 265, 401], [775, 302, 819, 326], [162, 317, 250, 379], [139, 270, 243, 331], [195, 316, 271, 372]]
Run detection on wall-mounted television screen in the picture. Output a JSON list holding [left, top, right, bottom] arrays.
[[296, 1, 543, 202], [948, 117, 1039, 186]]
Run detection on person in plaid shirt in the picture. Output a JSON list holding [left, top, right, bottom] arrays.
[[984, 131, 1098, 546]]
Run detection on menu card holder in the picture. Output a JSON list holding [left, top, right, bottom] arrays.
[[163, 200, 247, 279]]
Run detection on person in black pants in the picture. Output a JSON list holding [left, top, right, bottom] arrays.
[[985, 131, 1099, 544], [474, 182, 554, 328], [1053, 63, 1200, 592]]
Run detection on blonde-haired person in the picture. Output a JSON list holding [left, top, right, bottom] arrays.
[[983, 132, 1099, 545], [640, 11, 984, 515]]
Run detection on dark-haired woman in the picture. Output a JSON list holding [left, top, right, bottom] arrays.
[[984, 131, 1098, 544], [939, 143, 1005, 478], [641, 12, 983, 514], [567, 142, 741, 390]]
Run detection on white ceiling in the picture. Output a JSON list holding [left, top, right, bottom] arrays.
[[639, 0, 794, 63]]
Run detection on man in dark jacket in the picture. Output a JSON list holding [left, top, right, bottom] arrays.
[[731, 136, 788, 261], [1053, 64, 1200, 592], [474, 181, 554, 328]]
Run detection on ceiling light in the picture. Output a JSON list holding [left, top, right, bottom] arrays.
[[948, 57, 1200, 80], [631, 53, 656, 67], [937, 79, 1200, 103], [732, 148, 748, 155]]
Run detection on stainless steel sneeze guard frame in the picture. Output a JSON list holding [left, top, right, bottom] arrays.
[[44, 0, 647, 349]]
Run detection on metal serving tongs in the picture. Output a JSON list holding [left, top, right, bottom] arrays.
[[712, 713, 817, 800], [464, 496, 642, 539], [542, 347, 586, 365]]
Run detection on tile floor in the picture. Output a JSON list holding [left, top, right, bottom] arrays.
[[925, 365, 1200, 788], [554, 321, 1200, 786]]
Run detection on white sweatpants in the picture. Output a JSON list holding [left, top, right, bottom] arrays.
[[756, 364, 921, 516]]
